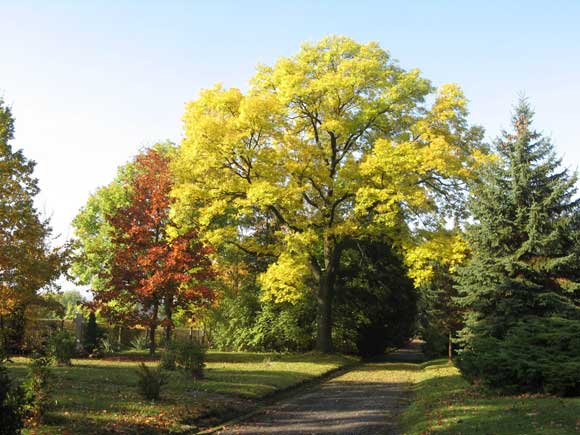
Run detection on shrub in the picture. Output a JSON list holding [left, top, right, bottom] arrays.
[[172, 339, 206, 379], [0, 362, 25, 435], [83, 312, 103, 354], [420, 326, 450, 359], [23, 353, 51, 424], [99, 338, 118, 355], [160, 347, 176, 371], [130, 334, 148, 351], [135, 363, 167, 401], [457, 317, 580, 396], [49, 330, 76, 365]]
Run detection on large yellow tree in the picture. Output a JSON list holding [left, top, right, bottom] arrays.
[[172, 36, 486, 352]]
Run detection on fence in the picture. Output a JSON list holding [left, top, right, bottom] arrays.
[[24, 318, 206, 351]]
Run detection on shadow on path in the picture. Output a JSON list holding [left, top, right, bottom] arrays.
[[216, 342, 424, 435]]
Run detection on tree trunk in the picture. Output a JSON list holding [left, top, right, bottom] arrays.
[[149, 303, 159, 355], [7, 307, 26, 353], [448, 331, 453, 360], [164, 303, 173, 345], [117, 325, 122, 349], [314, 236, 342, 353], [316, 272, 333, 353], [0, 314, 6, 353]]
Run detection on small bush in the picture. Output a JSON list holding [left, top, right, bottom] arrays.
[[135, 363, 167, 401], [160, 347, 177, 371], [420, 327, 450, 359], [83, 312, 103, 354], [23, 353, 51, 425], [49, 330, 76, 366], [457, 317, 580, 396], [172, 339, 206, 379], [99, 338, 118, 355], [130, 334, 148, 351], [0, 362, 25, 435]]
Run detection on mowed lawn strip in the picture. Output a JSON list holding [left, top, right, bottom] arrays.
[[7, 351, 355, 435], [400, 359, 580, 435]]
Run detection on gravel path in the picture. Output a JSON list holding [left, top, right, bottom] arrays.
[[216, 343, 423, 435]]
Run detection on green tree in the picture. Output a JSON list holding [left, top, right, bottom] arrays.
[[456, 99, 580, 393], [0, 98, 68, 352], [72, 145, 215, 354], [44, 290, 86, 320], [71, 144, 163, 327], [417, 262, 463, 359], [71, 160, 134, 293], [334, 240, 417, 356], [172, 36, 485, 352]]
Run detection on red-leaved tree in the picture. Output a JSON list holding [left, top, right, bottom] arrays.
[[95, 147, 214, 354]]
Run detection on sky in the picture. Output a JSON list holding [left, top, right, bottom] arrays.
[[1, 1, 580, 290]]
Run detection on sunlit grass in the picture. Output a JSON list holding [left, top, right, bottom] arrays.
[[7, 351, 355, 435], [400, 359, 580, 435]]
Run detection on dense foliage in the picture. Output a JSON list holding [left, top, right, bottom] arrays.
[[458, 317, 580, 396], [172, 36, 486, 352], [49, 330, 76, 365], [83, 311, 103, 354], [418, 261, 463, 359], [456, 99, 580, 394], [211, 239, 416, 356], [0, 362, 25, 435], [23, 353, 52, 424], [135, 363, 167, 401], [0, 99, 68, 353], [168, 338, 206, 378], [333, 240, 417, 356], [74, 146, 215, 354], [211, 285, 316, 352]]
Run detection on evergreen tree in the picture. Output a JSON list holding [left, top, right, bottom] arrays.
[[418, 263, 463, 359], [456, 98, 580, 394], [83, 312, 101, 353], [333, 240, 417, 356]]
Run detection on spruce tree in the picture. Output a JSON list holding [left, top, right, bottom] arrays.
[[456, 98, 580, 395]]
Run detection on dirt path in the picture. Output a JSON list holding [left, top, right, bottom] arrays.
[[216, 343, 423, 435]]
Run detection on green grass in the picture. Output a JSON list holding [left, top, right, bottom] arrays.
[[400, 359, 580, 435], [7, 350, 355, 435]]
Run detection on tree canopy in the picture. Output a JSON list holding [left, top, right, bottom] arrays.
[[456, 99, 580, 394], [72, 145, 215, 354], [0, 98, 68, 351], [172, 36, 487, 351]]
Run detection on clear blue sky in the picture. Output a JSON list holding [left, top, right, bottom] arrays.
[[1, 1, 579, 289]]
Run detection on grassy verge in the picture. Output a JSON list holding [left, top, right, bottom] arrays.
[[7, 351, 355, 435], [400, 359, 580, 435]]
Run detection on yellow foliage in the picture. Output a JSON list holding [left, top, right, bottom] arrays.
[[258, 253, 310, 304], [171, 36, 487, 303], [404, 231, 469, 287]]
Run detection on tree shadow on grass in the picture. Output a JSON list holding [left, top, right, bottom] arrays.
[[206, 351, 353, 365], [403, 360, 580, 435]]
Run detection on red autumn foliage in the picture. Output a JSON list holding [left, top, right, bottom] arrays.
[[95, 148, 214, 354]]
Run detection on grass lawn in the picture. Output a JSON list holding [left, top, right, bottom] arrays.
[[399, 359, 580, 435], [7, 351, 355, 435]]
